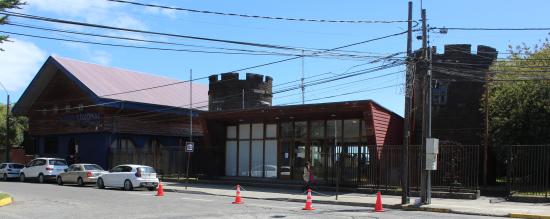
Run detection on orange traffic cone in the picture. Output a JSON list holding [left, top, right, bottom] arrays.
[[302, 188, 315, 210], [232, 184, 244, 204], [374, 191, 384, 212], [156, 180, 164, 197]]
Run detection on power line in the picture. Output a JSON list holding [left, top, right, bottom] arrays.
[[0, 30, 302, 56], [432, 26, 550, 31], [106, 0, 411, 24], [0, 11, 304, 51]]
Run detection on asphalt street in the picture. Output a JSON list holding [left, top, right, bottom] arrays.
[[0, 181, 500, 219]]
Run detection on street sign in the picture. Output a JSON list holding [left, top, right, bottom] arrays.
[[185, 141, 194, 152]]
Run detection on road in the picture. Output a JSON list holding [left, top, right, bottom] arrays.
[[0, 181, 499, 219]]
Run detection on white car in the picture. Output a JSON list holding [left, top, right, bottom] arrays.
[[20, 158, 68, 183], [97, 164, 159, 191], [0, 163, 24, 181], [57, 163, 108, 186]]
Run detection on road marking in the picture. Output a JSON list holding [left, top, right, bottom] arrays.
[[180, 197, 213, 202], [247, 203, 294, 210], [126, 192, 154, 196]]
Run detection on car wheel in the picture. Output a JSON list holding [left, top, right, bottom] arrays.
[[97, 178, 105, 189], [57, 176, 63, 185], [2, 173, 7, 181], [37, 174, 45, 183], [19, 173, 26, 182], [77, 177, 84, 187], [147, 187, 156, 191], [123, 180, 133, 191]]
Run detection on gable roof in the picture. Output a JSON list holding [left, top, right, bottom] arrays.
[[13, 56, 208, 115]]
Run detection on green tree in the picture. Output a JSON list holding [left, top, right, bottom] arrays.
[[482, 39, 550, 146], [0, 103, 27, 147], [0, 0, 24, 50]]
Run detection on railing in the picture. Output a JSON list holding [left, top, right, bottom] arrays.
[[506, 145, 550, 198]]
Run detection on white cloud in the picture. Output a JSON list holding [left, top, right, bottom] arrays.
[[143, 3, 178, 19], [0, 38, 47, 92]]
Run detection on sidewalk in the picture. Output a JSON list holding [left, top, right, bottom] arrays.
[[163, 182, 550, 218]]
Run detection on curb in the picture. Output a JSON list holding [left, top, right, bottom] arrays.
[[0, 195, 13, 207], [509, 213, 550, 219]]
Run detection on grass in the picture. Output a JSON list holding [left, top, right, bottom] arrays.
[[0, 193, 9, 200]]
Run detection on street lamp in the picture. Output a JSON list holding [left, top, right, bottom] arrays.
[[0, 81, 10, 162]]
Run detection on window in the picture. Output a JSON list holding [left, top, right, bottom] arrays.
[[83, 164, 104, 171], [49, 159, 67, 166], [311, 120, 325, 139], [111, 166, 123, 172], [138, 167, 156, 173], [225, 140, 237, 176], [10, 164, 24, 169], [121, 166, 133, 172], [227, 126, 237, 139], [432, 82, 448, 105], [35, 159, 46, 166], [0, 164, 5, 169], [266, 124, 277, 138]]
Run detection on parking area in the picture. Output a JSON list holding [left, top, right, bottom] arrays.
[[0, 181, 501, 219]]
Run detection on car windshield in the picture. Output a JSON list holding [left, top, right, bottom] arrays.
[[9, 164, 24, 168], [83, 164, 104, 171], [138, 167, 156, 173], [49, 160, 67, 166]]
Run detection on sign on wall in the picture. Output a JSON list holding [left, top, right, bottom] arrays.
[[186, 141, 194, 152]]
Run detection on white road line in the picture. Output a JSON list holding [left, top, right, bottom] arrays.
[[246, 203, 295, 210], [180, 197, 213, 202]]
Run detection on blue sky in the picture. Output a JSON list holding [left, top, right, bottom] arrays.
[[0, 0, 549, 116]]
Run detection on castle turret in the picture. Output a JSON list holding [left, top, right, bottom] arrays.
[[208, 72, 272, 111]]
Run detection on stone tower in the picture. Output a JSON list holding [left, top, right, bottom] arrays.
[[208, 73, 273, 111]]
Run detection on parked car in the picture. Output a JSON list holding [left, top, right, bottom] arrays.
[[57, 163, 108, 186], [97, 164, 159, 191], [0, 163, 24, 181], [251, 165, 277, 178], [20, 158, 68, 183]]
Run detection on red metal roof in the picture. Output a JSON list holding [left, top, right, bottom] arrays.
[[52, 56, 208, 110]]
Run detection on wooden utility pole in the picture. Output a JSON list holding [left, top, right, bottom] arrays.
[[401, 0, 413, 205]]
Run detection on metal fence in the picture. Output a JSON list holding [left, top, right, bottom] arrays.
[[506, 145, 550, 198], [108, 147, 190, 179], [324, 145, 480, 193]]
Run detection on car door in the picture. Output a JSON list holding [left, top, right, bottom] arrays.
[[27, 159, 40, 177], [103, 166, 122, 187], [72, 165, 84, 182], [115, 166, 133, 187], [66, 165, 77, 183], [22, 160, 35, 177]]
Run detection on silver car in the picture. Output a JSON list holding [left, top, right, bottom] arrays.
[[0, 163, 24, 181], [57, 163, 108, 186]]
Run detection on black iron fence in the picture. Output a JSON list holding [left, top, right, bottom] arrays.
[[506, 145, 550, 198], [324, 145, 480, 193]]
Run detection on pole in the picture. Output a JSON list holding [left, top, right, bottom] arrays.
[[401, 0, 413, 205], [483, 71, 489, 187], [186, 69, 192, 189], [301, 50, 305, 104], [426, 44, 433, 204], [334, 118, 339, 200], [5, 95, 10, 162], [420, 8, 430, 204]]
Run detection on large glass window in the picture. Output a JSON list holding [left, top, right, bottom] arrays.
[[265, 140, 277, 178], [344, 119, 360, 140], [225, 141, 237, 176], [238, 140, 250, 176], [251, 123, 264, 139], [311, 120, 325, 139], [239, 124, 250, 139], [266, 124, 277, 138], [251, 140, 263, 177], [327, 120, 342, 138]]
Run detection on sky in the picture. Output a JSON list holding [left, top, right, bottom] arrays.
[[0, 0, 549, 116]]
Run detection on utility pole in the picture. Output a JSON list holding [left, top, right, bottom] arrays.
[[301, 50, 305, 104], [5, 94, 10, 162], [186, 69, 192, 189], [420, 8, 433, 204], [401, 0, 413, 205]]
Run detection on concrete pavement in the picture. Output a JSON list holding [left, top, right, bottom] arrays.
[[163, 181, 550, 218], [0, 181, 498, 218]]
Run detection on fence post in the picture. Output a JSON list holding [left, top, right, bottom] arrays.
[[506, 145, 512, 198]]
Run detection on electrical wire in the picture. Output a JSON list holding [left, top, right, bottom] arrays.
[[106, 0, 411, 24]]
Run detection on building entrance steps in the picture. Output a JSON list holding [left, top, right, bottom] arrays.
[[162, 181, 550, 218]]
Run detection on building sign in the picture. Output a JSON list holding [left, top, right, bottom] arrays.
[[186, 141, 194, 152], [59, 112, 102, 129]]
